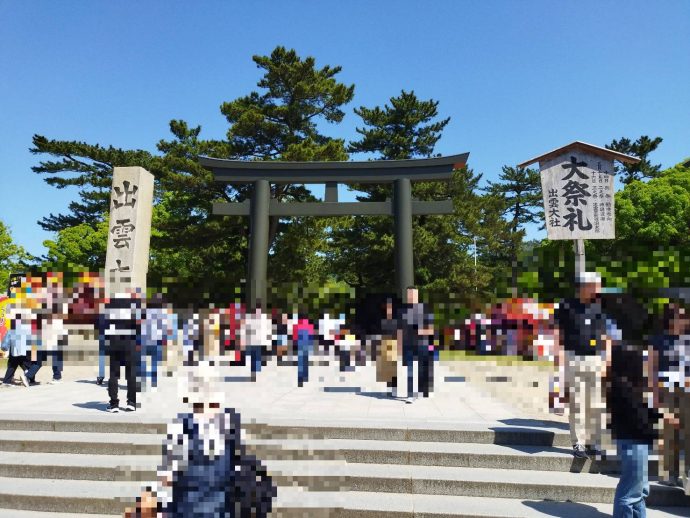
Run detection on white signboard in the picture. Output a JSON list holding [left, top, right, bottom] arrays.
[[104, 167, 154, 295], [540, 151, 615, 240]]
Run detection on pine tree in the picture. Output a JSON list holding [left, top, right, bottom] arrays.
[[484, 166, 543, 287], [606, 135, 663, 184], [220, 46, 355, 285], [329, 90, 463, 292], [30, 136, 159, 232]]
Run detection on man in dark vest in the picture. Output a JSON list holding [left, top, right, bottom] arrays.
[[98, 289, 142, 413], [554, 271, 617, 459]]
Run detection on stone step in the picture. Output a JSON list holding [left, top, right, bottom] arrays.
[[0, 438, 618, 484], [244, 421, 572, 447], [246, 438, 618, 473], [0, 429, 601, 474], [0, 416, 165, 434], [0, 511, 118, 518], [263, 460, 690, 507], [0, 430, 164, 455], [0, 476, 138, 515], [0, 439, 618, 484], [0, 451, 157, 481], [272, 487, 690, 517], [0, 481, 686, 517], [0, 415, 571, 445]]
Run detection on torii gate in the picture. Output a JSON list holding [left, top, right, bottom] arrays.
[[200, 154, 469, 307]]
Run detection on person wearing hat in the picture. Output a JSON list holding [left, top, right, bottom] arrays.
[[124, 358, 276, 517], [554, 271, 618, 459]]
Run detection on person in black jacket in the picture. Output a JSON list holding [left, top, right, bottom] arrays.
[[98, 290, 142, 413], [603, 292, 662, 518]]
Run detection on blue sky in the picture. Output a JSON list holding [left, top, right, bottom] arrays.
[[1, 1, 689, 257]]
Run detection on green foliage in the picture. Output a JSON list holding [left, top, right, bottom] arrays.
[[268, 280, 356, 319], [0, 221, 31, 291], [514, 161, 690, 302], [30, 135, 159, 232], [329, 90, 461, 292], [29, 46, 356, 303], [41, 218, 109, 270], [615, 166, 690, 246], [348, 90, 449, 159], [606, 135, 663, 184], [221, 46, 353, 161], [484, 166, 543, 234]]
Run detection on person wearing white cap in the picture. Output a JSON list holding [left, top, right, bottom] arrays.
[[124, 358, 276, 517], [554, 271, 618, 459]]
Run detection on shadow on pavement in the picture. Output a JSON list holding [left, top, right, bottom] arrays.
[[73, 401, 111, 412], [356, 390, 399, 401], [522, 500, 610, 517], [322, 386, 361, 393], [75, 379, 126, 389], [224, 376, 254, 382], [499, 418, 569, 430]]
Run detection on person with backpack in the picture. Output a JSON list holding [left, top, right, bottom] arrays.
[[124, 359, 276, 517]]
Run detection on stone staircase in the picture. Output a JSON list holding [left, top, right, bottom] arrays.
[[0, 417, 688, 517]]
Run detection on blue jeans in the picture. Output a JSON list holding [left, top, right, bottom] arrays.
[[25, 350, 63, 381], [141, 342, 163, 387], [613, 440, 650, 518], [404, 346, 416, 396], [245, 345, 263, 374], [98, 340, 106, 379], [297, 341, 310, 384]]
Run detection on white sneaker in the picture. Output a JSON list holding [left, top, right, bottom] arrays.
[[48, 378, 62, 384], [18, 371, 29, 388]]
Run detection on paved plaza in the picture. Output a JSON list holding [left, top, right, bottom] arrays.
[[0, 358, 689, 516], [0, 358, 563, 427]]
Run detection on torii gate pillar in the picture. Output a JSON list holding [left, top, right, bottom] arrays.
[[248, 179, 270, 308], [394, 178, 414, 298]]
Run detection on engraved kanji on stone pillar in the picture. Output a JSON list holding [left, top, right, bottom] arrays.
[[104, 167, 154, 296]]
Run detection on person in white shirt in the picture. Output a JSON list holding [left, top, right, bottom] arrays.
[[318, 312, 344, 358], [239, 303, 273, 381]]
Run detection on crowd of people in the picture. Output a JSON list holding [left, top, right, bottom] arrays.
[[1, 271, 689, 517], [0, 273, 440, 411], [553, 271, 690, 516]]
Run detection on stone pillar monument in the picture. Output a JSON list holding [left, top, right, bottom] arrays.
[[104, 167, 155, 296]]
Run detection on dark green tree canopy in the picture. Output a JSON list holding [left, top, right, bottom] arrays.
[[348, 90, 450, 160], [606, 135, 663, 184], [484, 166, 543, 234], [0, 221, 31, 291], [30, 135, 159, 232], [221, 46, 354, 161]]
